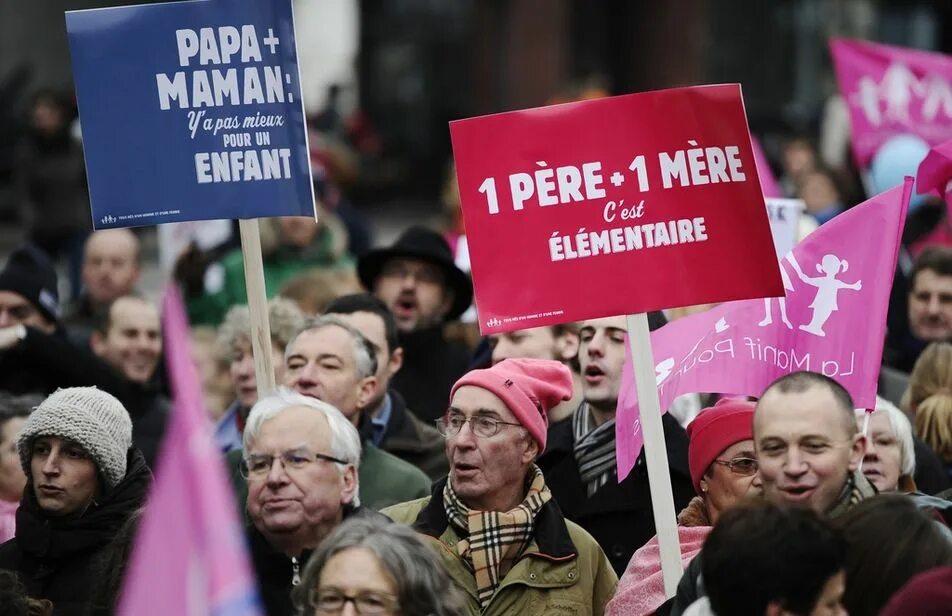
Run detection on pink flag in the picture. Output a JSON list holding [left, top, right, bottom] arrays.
[[616, 179, 913, 480], [917, 138, 952, 202], [118, 285, 262, 615], [752, 136, 782, 198], [830, 38, 952, 168]]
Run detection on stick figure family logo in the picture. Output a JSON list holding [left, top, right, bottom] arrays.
[[486, 317, 503, 328], [101, 214, 117, 225], [760, 252, 862, 337], [851, 63, 952, 127], [653, 251, 864, 387]]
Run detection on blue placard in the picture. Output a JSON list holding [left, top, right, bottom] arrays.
[[66, 0, 315, 229]]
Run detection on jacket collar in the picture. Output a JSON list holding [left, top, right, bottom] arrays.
[[411, 476, 577, 561]]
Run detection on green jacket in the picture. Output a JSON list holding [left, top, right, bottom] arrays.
[[226, 440, 430, 514], [383, 479, 618, 616], [186, 230, 353, 326], [359, 440, 431, 510]]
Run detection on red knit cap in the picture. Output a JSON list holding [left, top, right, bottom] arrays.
[[686, 397, 756, 494], [450, 358, 573, 452], [880, 566, 952, 616]]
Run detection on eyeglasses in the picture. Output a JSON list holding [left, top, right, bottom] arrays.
[[239, 450, 347, 479], [309, 588, 400, 614], [435, 414, 525, 439], [710, 457, 759, 476]]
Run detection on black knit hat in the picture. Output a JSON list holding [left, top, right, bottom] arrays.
[[357, 226, 473, 322], [0, 245, 60, 324]]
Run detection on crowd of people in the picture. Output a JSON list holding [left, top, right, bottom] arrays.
[[0, 197, 945, 615], [0, 57, 951, 616]]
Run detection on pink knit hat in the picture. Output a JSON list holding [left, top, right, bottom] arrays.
[[450, 358, 573, 451], [686, 397, 756, 494]]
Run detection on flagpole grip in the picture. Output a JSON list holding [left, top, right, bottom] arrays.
[[239, 218, 276, 397], [626, 312, 683, 596]]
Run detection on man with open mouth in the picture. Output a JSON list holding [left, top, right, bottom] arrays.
[[537, 314, 695, 576], [754, 371, 874, 516], [357, 226, 473, 423]]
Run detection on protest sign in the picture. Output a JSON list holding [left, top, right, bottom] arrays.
[[616, 180, 912, 479], [66, 0, 315, 229], [766, 198, 804, 259], [752, 136, 782, 198], [119, 285, 262, 616], [157, 220, 234, 273], [452, 84, 782, 596], [830, 38, 952, 168], [450, 84, 783, 335]]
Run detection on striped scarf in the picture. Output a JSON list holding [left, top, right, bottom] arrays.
[[572, 402, 617, 496], [443, 465, 552, 610]]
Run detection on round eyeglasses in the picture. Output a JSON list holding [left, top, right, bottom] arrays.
[[435, 414, 525, 439]]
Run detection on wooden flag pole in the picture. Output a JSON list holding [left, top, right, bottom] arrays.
[[238, 218, 276, 397], [626, 312, 683, 596]]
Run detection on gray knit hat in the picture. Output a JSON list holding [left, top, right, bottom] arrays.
[[18, 387, 133, 490]]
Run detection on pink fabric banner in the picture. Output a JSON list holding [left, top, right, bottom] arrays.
[[751, 136, 782, 198], [830, 38, 952, 168], [917, 138, 952, 201], [616, 180, 913, 480], [118, 285, 262, 616]]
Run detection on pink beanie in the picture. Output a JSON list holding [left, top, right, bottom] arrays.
[[686, 397, 756, 494], [450, 358, 573, 452]]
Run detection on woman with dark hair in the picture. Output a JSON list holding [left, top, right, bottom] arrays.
[[293, 517, 465, 616], [685, 500, 847, 616], [834, 494, 952, 616]]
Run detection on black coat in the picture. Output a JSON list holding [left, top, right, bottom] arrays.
[[0, 449, 151, 615], [391, 326, 470, 422], [248, 506, 390, 616], [538, 412, 695, 576], [0, 327, 169, 468]]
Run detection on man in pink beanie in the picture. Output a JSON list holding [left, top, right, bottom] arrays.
[[607, 398, 761, 616], [384, 358, 618, 615]]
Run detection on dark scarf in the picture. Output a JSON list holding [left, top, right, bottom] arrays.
[[572, 402, 617, 496]]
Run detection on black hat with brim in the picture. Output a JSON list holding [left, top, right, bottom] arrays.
[[358, 226, 474, 322]]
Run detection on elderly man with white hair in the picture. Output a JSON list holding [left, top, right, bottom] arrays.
[[241, 387, 388, 616]]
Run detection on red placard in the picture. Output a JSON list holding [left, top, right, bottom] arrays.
[[450, 84, 784, 334]]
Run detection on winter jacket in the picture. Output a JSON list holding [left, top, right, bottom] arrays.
[[185, 230, 353, 326], [539, 411, 695, 576], [667, 471, 878, 616], [358, 439, 431, 510], [391, 325, 470, 423], [0, 449, 151, 615], [248, 506, 389, 616], [0, 328, 169, 468], [383, 477, 618, 616], [607, 497, 712, 616], [370, 390, 448, 481]]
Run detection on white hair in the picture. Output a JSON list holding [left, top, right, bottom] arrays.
[[856, 396, 916, 477], [285, 315, 377, 379], [243, 387, 362, 506]]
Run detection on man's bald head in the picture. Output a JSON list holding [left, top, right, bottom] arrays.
[[82, 229, 141, 305], [757, 371, 857, 436]]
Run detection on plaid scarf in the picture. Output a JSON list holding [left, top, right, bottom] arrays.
[[572, 402, 617, 496], [443, 465, 552, 610], [828, 470, 878, 518]]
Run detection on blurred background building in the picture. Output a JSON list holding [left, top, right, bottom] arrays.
[[0, 0, 949, 236]]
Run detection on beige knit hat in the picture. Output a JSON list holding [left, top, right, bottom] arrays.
[[18, 387, 133, 490]]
